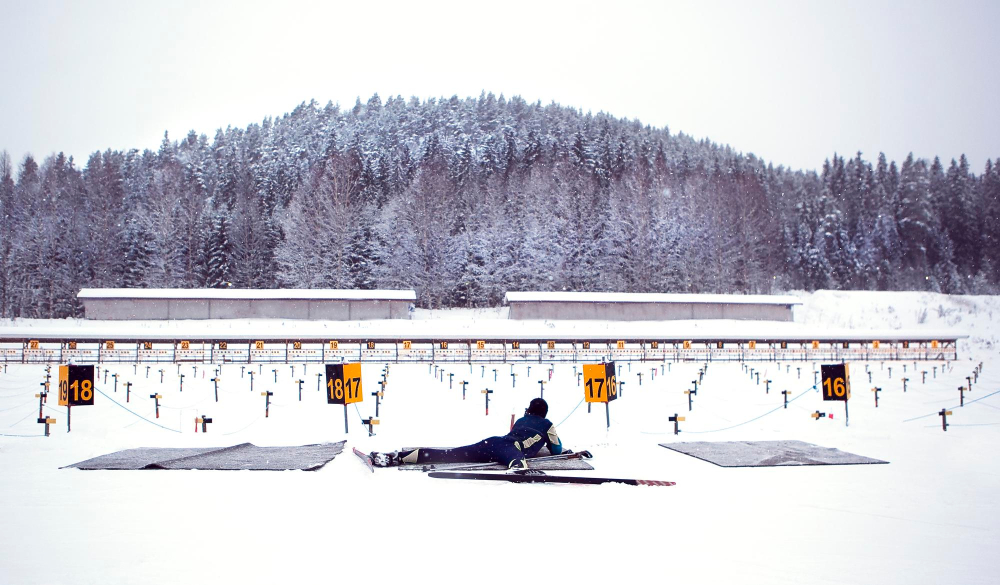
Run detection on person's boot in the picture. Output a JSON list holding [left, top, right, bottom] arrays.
[[370, 451, 399, 467]]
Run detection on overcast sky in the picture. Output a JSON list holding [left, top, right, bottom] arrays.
[[1, 0, 997, 174]]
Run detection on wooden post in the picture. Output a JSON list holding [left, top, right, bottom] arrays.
[[262, 391, 273, 417], [482, 389, 493, 415]]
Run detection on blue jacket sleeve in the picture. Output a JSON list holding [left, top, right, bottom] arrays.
[[547, 423, 563, 455]]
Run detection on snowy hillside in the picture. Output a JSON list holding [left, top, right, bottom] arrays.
[[0, 291, 997, 585]]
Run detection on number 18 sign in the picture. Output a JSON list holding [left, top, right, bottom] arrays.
[[59, 365, 95, 406], [326, 363, 363, 405]]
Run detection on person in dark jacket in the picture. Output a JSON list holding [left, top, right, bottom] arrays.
[[370, 398, 562, 469]]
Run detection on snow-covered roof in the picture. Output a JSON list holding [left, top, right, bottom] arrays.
[[77, 288, 417, 301], [503, 291, 802, 305]]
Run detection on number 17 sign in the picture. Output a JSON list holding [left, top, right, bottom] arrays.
[[326, 363, 363, 405], [583, 362, 618, 403]]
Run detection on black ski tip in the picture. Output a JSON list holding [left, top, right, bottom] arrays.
[[427, 471, 675, 487]]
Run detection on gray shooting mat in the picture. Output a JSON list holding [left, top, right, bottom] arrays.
[[660, 440, 887, 468], [63, 441, 346, 471]]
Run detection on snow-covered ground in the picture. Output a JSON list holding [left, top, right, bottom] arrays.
[[1, 290, 997, 585]]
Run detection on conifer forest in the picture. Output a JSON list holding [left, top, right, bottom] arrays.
[[1, 92, 998, 318]]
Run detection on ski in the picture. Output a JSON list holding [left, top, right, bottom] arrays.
[[427, 471, 675, 487], [352, 447, 375, 473], [400, 449, 593, 472]]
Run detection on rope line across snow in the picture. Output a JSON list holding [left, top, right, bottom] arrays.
[[902, 389, 1000, 423], [96, 388, 182, 433], [641, 385, 818, 435]]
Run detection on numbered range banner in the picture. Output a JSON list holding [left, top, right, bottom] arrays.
[[59, 364, 95, 406], [326, 363, 363, 405], [362, 342, 397, 362], [324, 342, 361, 363], [288, 342, 324, 363], [0, 343, 23, 362], [611, 343, 644, 362], [398, 341, 433, 363], [24, 341, 60, 363], [433, 342, 469, 363], [99, 341, 137, 362], [64, 343, 100, 364], [175, 341, 207, 362], [821, 363, 851, 401], [212, 342, 249, 364], [542, 343, 577, 363], [250, 341, 285, 363], [583, 362, 618, 403], [470, 342, 505, 363], [577, 345, 613, 363], [519, 343, 543, 363]]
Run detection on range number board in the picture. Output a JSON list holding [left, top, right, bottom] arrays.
[[821, 363, 851, 401], [326, 363, 363, 405], [583, 362, 618, 403], [59, 365, 95, 406]]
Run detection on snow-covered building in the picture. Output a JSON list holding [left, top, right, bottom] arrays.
[[77, 289, 416, 320], [504, 292, 801, 321]]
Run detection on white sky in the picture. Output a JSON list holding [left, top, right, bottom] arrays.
[[1, 0, 997, 174]]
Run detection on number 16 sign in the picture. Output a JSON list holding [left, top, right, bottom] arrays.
[[821, 364, 851, 401], [821, 363, 851, 427]]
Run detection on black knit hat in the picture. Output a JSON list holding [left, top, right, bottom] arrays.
[[526, 398, 548, 418]]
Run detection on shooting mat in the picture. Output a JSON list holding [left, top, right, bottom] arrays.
[[64, 441, 345, 471], [660, 440, 887, 467]]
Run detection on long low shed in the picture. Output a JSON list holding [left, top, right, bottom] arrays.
[[504, 292, 802, 321], [78, 289, 416, 320]]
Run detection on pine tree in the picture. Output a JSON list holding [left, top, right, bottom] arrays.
[[0, 151, 14, 316], [981, 160, 1000, 283], [202, 209, 231, 288], [897, 154, 937, 286], [940, 155, 978, 279]]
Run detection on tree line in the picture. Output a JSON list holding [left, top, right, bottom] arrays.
[[1, 92, 998, 318]]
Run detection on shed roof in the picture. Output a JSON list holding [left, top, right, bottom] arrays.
[[503, 291, 802, 305], [78, 288, 417, 301]]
